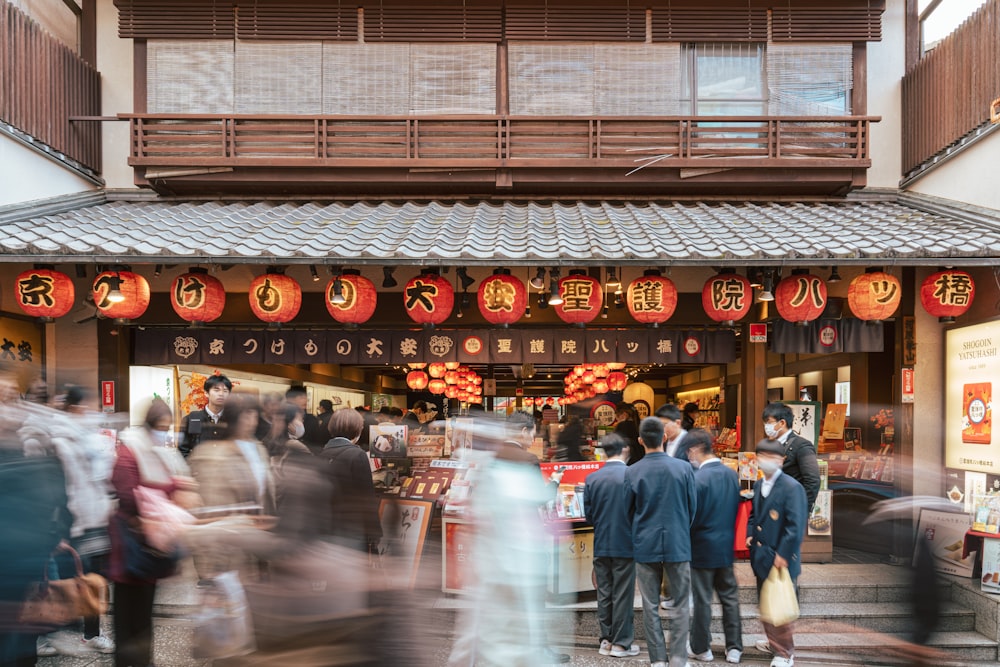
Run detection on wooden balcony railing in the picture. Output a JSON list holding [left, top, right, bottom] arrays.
[[123, 114, 875, 171], [1, 1, 101, 172]]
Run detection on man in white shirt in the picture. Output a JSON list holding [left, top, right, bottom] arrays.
[[179, 374, 231, 457], [656, 403, 692, 463]]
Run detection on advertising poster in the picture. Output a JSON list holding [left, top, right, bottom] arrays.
[[981, 537, 1000, 593], [946, 322, 1000, 474], [442, 519, 474, 594], [914, 509, 975, 577], [808, 490, 832, 536], [370, 423, 408, 458]]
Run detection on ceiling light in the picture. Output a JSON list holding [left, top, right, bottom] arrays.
[[547, 278, 564, 306], [106, 274, 126, 303], [758, 275, 775, 302], [310, 265, 321, 282], [330, 277, 346, 304], [828, 266, 842, 283], [529, 267, 546, 290], [154, 264, 163, 277], [601, 304, 609, 319], [538, 292, 550, 309], [382, 266, 398, 288], [614, 293, 626, 309], [606, 267, 621, 290], [457, 267, 475, 291]]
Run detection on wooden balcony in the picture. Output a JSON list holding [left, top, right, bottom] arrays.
[[122, 114, 878, 196]]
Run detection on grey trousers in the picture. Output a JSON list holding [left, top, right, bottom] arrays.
[[593, 556, 636, 648], [690, 566, 743, 655], [636, 561, 691, 667]]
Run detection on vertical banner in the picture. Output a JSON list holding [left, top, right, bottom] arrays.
[[457, 330, 490, 364], [233, 331, 265, 364], [522, 331, 554, 364], [327, 331, 359, 364], [264, 331, 296, 364], [423, 331, 458, 363], [201, 331, 233, 365], [101, 381, 115, 413], [490, 329, 522, 364], [358, 331, 392, 364], [617, 329, 649, 365], [552, 330, 586, 365], [901, 367, 915, 404], [648, 330, 680, 364], [392, 331, 425, 365], [585, 330, 617, 363], [295, 331, 325, 364]]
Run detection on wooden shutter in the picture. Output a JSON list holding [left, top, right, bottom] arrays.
[[115, 0, 235, 39], [650, 6, 768, 42], [767, 43, 853, 115], [505, 1, 645, 41], [771, 1, 884, 42], [235, 1, 358, 40], [147, 40, 234, 113], [363, 0, 502, 42]]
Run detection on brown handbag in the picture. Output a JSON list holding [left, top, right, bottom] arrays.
[[19, 543, 108, 630]]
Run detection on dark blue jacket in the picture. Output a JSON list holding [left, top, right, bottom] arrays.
[[747, 472, 808, 581], [691, 459, 740, 569], [624, 451, 697, 564], [584, 460, 632, 559]]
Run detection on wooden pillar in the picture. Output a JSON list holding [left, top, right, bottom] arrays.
[[892, 267, 917, 561], [740, 322, 768, 450]]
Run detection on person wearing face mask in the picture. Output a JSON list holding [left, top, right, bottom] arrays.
[[320, 408, 383, 553], [761, 403, 820, 513], [745, 438, 807, 667], [686, 429, 743, 665], [655, 403, 692, 464]]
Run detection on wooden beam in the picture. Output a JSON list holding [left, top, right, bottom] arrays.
[[740, 321, 768, 451]]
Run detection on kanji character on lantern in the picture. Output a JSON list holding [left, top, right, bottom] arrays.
[[171, 268, 226, 324], [554, 272, 603, 325], [775, 272, 827, 324], [327, 270, 377, 326], [477, 271, 527, 326], [920, 270, 976, 322], [404, 272, 454, 327], [627, 270, 677, 325], [93, 270, 150, 322], [249, 272, 301, 325], [15, 268, 75, 321], [848, 270, 901, 322], [702, 273, 752, 325]]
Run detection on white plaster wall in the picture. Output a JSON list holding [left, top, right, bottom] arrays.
[[912, 266, 945, 498], [96, 0, 137, 190], [0, 136, 97, 206], [905, 131, 1000, 212], [865, 0, 906, 189]]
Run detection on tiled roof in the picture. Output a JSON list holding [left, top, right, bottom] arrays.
[[3, 198, 1000, 265]]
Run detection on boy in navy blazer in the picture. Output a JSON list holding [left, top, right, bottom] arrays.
[[687, 429, 744, 664], [745, 438, 808, 667], [585, 434, 638, 658], [625, 417, 697, 667]]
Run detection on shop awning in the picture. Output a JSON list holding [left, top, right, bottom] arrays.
[[2, 193, 999, 266]]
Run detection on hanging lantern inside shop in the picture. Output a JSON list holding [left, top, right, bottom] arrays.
[[445, 385, 460, 399], [608, 371, 628, 391], [477, 270, 527, 327], [582, 370, 596, 384], [326, 270, 377, 327], [627, 270, 678, 326], [774, 272, 827, 324], [593, 379, 610, 394], [408, 362, 427, 369], [847, 269, 901, 322], [249, 271, 301, 325], [93, 270, 150, 322], [14, 268, 75, 321], [920, 269, 975, 322], [445, 361, 461, 370], [554, 271, 603, 325], [428, 379, 447, 395], [170, 268, 225, 325], [406, 371, 430, 391], [404, 270, 454, 327], [428, 362, 447, 378], [702, 273, 752, 325], [445, 370, 460, 385]]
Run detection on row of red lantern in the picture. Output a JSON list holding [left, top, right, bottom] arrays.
[[406, 363, 484, 403], [8, 267, 977, 326], [562, 363, 629, 403]]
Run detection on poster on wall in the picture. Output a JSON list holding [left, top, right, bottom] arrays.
[[914, 508, 975, 577], [0, 314, 44, 392], [784, 401, 821, 447], [946, 322, 1000, 474]]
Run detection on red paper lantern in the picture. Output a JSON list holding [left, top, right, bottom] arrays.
[[627, 271, 678, 325], [582, 370, 596, 384], [428, 362, 447, 378], [608, 362, 626, 370], [702, 273, 752, 325], [445, 371, 460, 385], [554, 272, 603, 325], [445, 385, 460, 399], [249, 272, 301, 325], [775, 273, 827, 324], [428, 379, 448, 395], [477, 271, 527, 326], [170, 268, 225, 324], [445, 361, 461, 370], [14, 268, 75, 321], [326, 271, 377, 326], [404, 272, 454, 326], [593, 380, 610, 394], [920, 270, 975, 322], [594, 364, 609, 378], [408, 362, 427, 369], [608, 371, 628, 391], [406, 371, 430, 391], [93, 270, 150, 321], [847, 270, 902, 322]]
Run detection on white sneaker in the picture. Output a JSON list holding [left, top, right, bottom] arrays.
[[600, 639, 612, 656], [82, 635, 115, 654], [770, 656, 794, 667], [651, 662, 668, 667], [688, 645, 713, 662], [659, 596, 673, 609], [726, 648, 743, 663], [610, 643, 640, 657], [755, 639, 773, 654], [36, 639, 58, 657]]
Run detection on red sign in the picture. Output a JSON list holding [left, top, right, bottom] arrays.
[[443, 519, 474, 594], [902, 367, 915, 403], [540, 461, 605, 486], [101, 381, 115, 413], [749, 323, 767, 343]]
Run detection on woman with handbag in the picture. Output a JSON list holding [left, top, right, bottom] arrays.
[[110, 399, 197, 667]]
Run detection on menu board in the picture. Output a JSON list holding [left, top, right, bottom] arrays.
[[946, 321, 1000, 474]]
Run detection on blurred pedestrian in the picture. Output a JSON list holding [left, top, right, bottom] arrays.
[[585, 433, 637, 658], [656, 403, 691, 463], [612, 403, 642, 465], [687, 429, 743, 664], [285, 386, 324, 450], [555, 415, 584, 462], [682, 403, 700, 432], [746, 438, 808, 667], [321, 408, 383, 553]]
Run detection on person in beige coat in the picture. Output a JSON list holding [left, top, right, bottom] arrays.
[[187, 394, 276, 583]]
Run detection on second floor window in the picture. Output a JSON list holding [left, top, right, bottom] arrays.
[[681, 43, 766, 116]]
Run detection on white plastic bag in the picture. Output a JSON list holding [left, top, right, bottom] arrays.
[[759, 566, 800, 627], [134, 485, 196, 553], [192, 571, 256, 659]]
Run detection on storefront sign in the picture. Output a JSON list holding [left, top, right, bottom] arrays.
[[442, 518, 475, 594], [749, 323, 767, 343], [101, 380, 115, 413], [914, 508, 974, 577], [901, 367, 914, 403], [946, 320, 1000, 474], [134, 328, 738, 366]]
